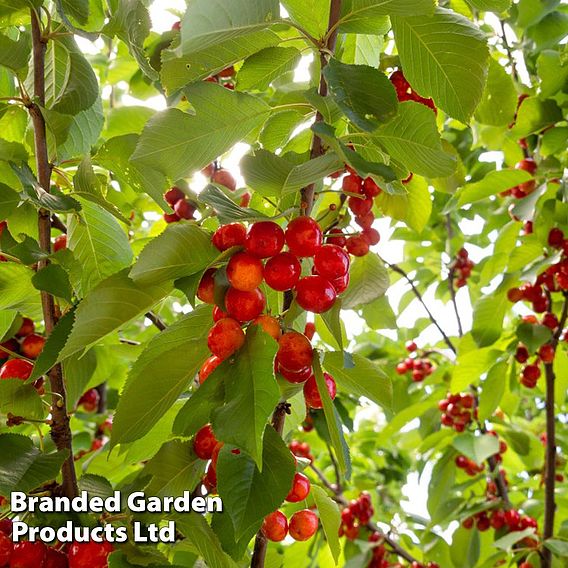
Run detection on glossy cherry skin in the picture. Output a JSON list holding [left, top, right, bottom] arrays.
[[0, 359, 33, 381], [16, 317, 34, 338], [197, 268, 216, 304], [199, 355, 223, 384], [207, 318, 245, 359], [285, 472, 311, 503], [348, 196, 373, 217], [10, 542, 47, 568], [53, 234, 67, 252], [261, 511, 288, 542], [226, 252, 263, 292], [0, 532, 12, 566], [225, 287, 266, 322], [345, 235, 369, 257], [193, 424, 218, 460], [313, 245, 350, 280], [295, 276, 337, 313], [277, 332, 313, 372], [164, 187, 185, 205], [20, 334, 46, 359], [212, 223, 246, 251], [44, 547, 69, 568], [68, 541, 113, 568], [78, 388, 100, 412], [326, 228, 346, 248], [289, 509, 318, 541], [264, 252, 301, 291], [303, 373, 337, 409], [252, 315, 281, 341], [245, 222, 285, 258], [212, 169, 236, 191], [285, 217, 323, 258]]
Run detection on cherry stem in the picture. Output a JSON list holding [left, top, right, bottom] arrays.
[[446, 215, 464, 337]]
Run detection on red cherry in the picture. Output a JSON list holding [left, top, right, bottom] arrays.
[[277, 364, 313, 384], [548, 228, 564, 248], [199, 355, 223, 384], [20, 334, 45, 359], [303, 372, 336, 409], [261, 511, 288, 542], [197, 268, 216, 304], [164, 186, 185, 206], [396, 362, 408, 375], [193, 424, 218, 460], [289, 509, 318, 541], [313, 245, 350, 280], [173, 199, 195, 220], [362, 177, 381, 197], [326, 228, 346, 248], [0, 532, 12, 566], [212, 305, 228, 322], [225, 287, 265, 321], [286, 472, 311, 502], [226, 252, 263, 292], [295, 275, 337, 313], [348, 196, 373, 217], [44, 547, 69, 568], [538, 343, 555, 364], [207, 318, 245, 359], [304, 322, 316, 340], [163, 212, 180, 223], [240, 192, 251, 207], [406, 341, 418, 352], [515, 158, 537, 175], [362, 227, 380, 245], [68, 541, 113, 568], [345, 235, 369, 256], [285, 217, 323, 258], [522, 364, 541, 382], [245, 222, 285, 258], [212, 168, 237, 191], [476, 514, 490, 531], [355, 211, 374, 229], [0, 359, 33, 381], [277, 332, 313, 372], [212, 223, 246, 251], [507, 288, 523, 302], [0, 339, 19, 362], [16, 317, 34, 338], [455, 455, 468, 468], [264, 252, 301, 291], [78, 389, 100, 412], [330, 273, 349, 294], [53, 234, 67, 252], [341, 174, 363, 194], [10, 542, 47, 568]]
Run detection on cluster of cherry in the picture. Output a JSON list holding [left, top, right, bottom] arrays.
[[455, 434, 507, 477], [438, 393, 476, 433], [73, 417, 112, 462], [289, 440, 314, 464], [367, 532, 439, 568], [462, 506, 538, 538], [395, 341, 435, 383], [338, 492, 374, 540], [0, 520, 112, 568], [0, 317, 45, 394], [450, 248, 475, 289], [502, 157, 537, 199], [389, 70, 437, 113]]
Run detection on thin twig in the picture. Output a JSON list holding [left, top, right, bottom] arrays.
[[446, 215, 464, 337], [499, 20, 518, 82], [145, 311, 167, 331]]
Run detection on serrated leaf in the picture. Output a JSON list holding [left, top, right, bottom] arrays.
[[217, 427, 295, 540], [238, 46, 301, 90], [32, 264, 72, 302], [478, 361, 508, 421], [339, 0, 435, 30], [198, 184, 271, 223], [511, 96, 562, 139], [131, 83, 271, 180], [341, 253, 389, 309], [78, 474, 114, 499], [0, 434, 68, 494], [392, 8, 489, 123], [0, 263, 41, 315], [475, 58, 517, 126], [0, 182, 20, 218], [464, 0, 511, 12], [454, 169, 532, 207], [311, 485, 341, 563], [324, 59, 398, 131], [0, 30, 30, 72], [0, 380, 45, 420], [130, 223, 217, 285], [452, 433, 499, 464], [451, 348, 501, 392], [471, 287, 509, 347], [59, 269, 171, 360], [212, 326, 279, 468], [111, 305, 212, 446], [281, 0, 330, 37]]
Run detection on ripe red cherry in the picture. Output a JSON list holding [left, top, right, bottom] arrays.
[[245, 221, 285, 258], [193, 424, 218, 460], [174, 199, 195, 220], [264, 252, 301, 291], [53, 234, 67, 252], [345, 235, 369, 256], [523, 364, 541, 382], [164, 186, 185, 206], [212, 306, 228, 322], [226, 252, 263, 292], [342, 173, 363, 194], [539, 344, 555, 363], [212, 223, 246, 251], [507, 287, 523, 302], [16, 317, 34, 338], [304, 322, 316, 340], [0, 359, 33, 381], [515, 158, 537, 175], [20, 334, 46, 359], [78, 389, 100, 412], [212, 168, 237, 191], [289, 509, 318, 541], [355, 211, 374, 229], [68, 541, 113, 568], [348, 196, 373, 217], [0, 339, 19, 362], [197, 268, 216, 304], [225, 287, 265, 321], [362, 227, 380, 245], [261, 511, 288, 542], [313, 245, 350, 280], [163, 212, 180, 223], [286, 472, 311, 503], [277, 332, 313, 372], [44, 547, 68, 568], [207, 318, 245, 359], [0, 532, 12, 566], [362, 177, 381, 197], [406, 341, 418, 352], [303, 372, 337, 409], [330, 273, 349, 294], [548, 227, 564, 248], [199, 355, 223, 384], [277, 364, 313, 384], [10, 542, 47, 568], [326, 228, 346, 247], [252, 315, 281, 341], [295, 275, 337, 313], [285, 217, 323, 258], [455, 455, 468, 468]]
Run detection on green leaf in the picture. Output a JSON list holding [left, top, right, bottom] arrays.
[[0, 0, 42, 18], [360, 295, 397, 329], [323, 351, 392, 410], [323, 59, 398, 131], [68, 198, 133, 295], [238, 46, 301, 90], [131, 83, 271, 180], [111, 305, 212, 446], [516, 323, 553, 353], [241, 150, 343, 198], [540, 126, 568, 157], [103, 0, 158, 81], [392, 8, 489, 123], [428, 450, 456, 520], [475, 58, 517, 126], [341, 253, 389, 309], [0, 139, 27, 163], [0, 31, 30, 72], [32, 264, 72, 302], [198, 184, 271, 223], [0, 434, 68, 494], [339, 0, 435, 30], [313, 355, 350, 477], [311, 485, 341, 563], [281, 0, 330, 37], [464, 0, 511, 12], [454, 169, 532, 207], [450, 526, 480, 568], [451, 347, 501, 392], [0, 182, 20, 218], [145, 440, 205, 497], [59, 0, 89, 25], [544, 539, 568, 558], [0, 380, 45, 420], [0, 263, 41, 315], [217, 427, 295, 540], [471, 287, 509, 347], [319, 299, 344, 351], [0, 310, 18, 340], [59, 269, 171, 360], [102, 106, 156, 140], [493, 528, 536, 551], [511, 96, 563, 139], [371, 102, 456, 177], [452, 433, 499, 464], [179, 0, 279, 52], [212, 326, 279, 467], [130, 223, 217, 285], [478, 361, 508, 421], [259, 110, 306, 152], [537, 50, 568, 99]]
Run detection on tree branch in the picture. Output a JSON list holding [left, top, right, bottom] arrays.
[[446, 215, 464, 337], [386, 262, 457, 354], [542, 294, 568, 567], [499, 20, 518, 83], [145, 311, 166, 331], [29, 8, 78, 498]]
